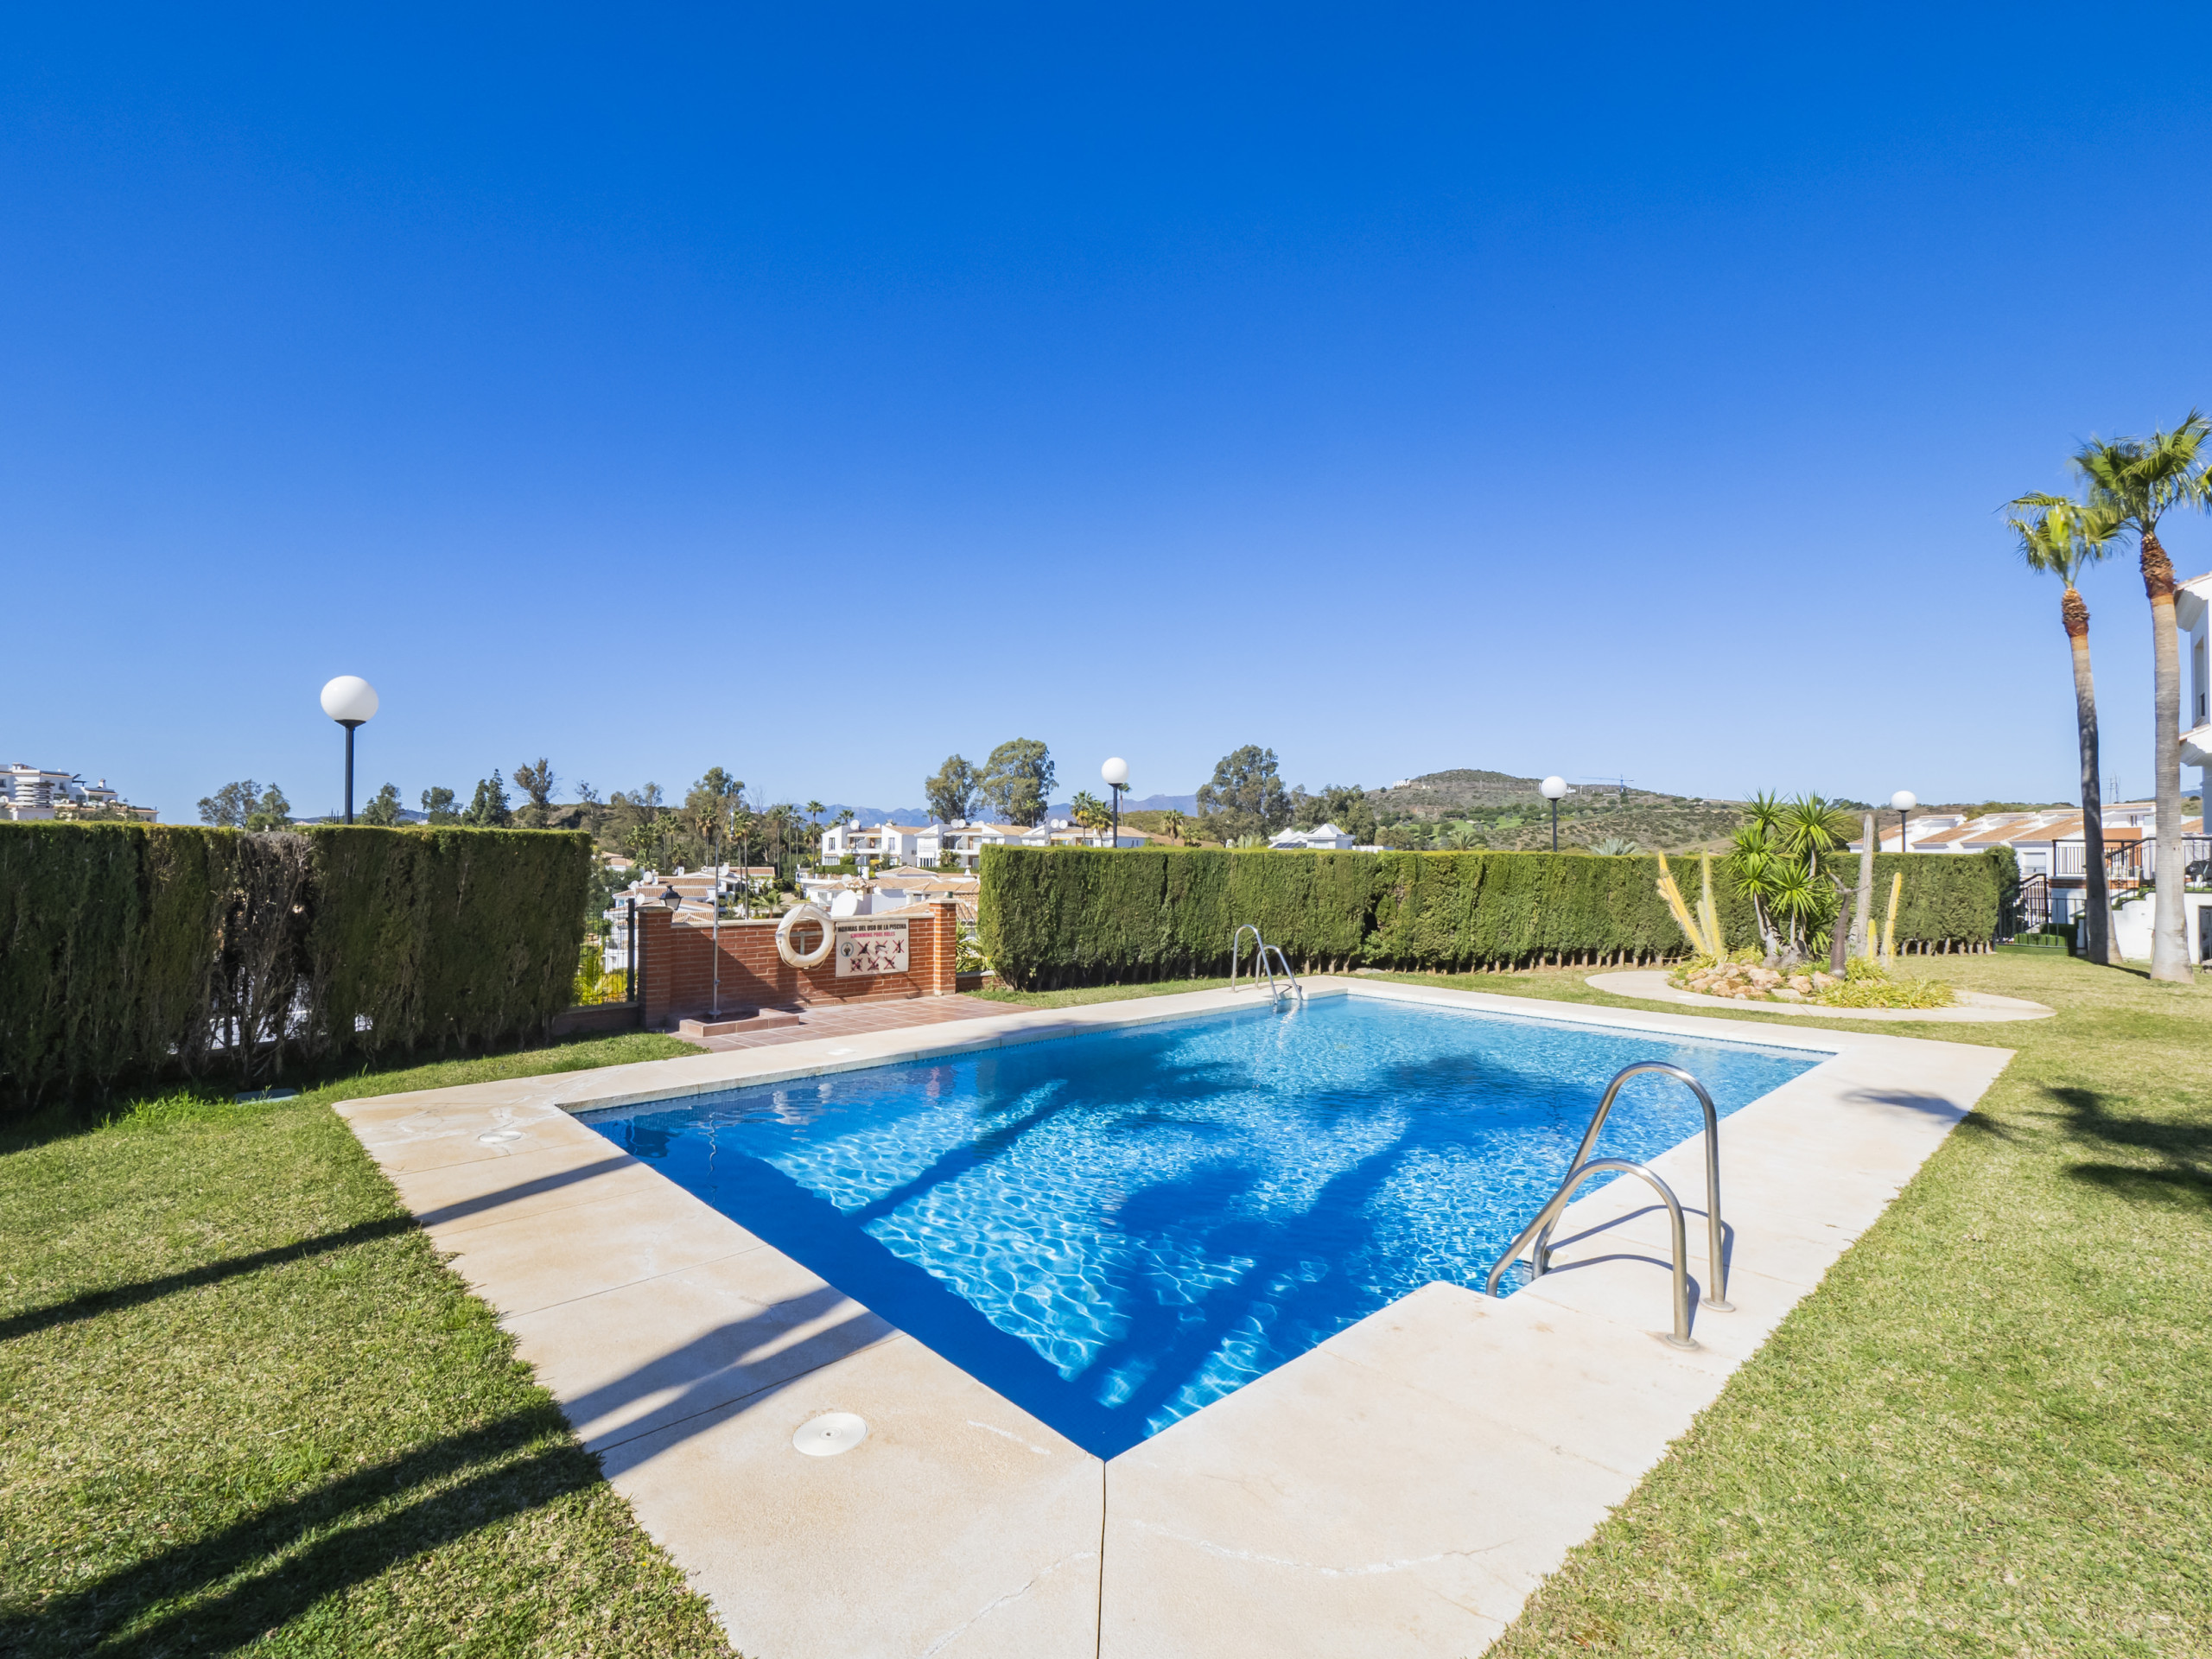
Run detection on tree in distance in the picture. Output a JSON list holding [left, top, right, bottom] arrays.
[[420, 785, 459, 825], [1290, 782, 1376, 845], [512, 758, 557, 828], [980, 739, 1054, 827], [1160, 809, 1188, 842], [245, 785, 292, 831], [197, 780, 260, 828], [360, 783, 404, 826], [2008, 492, 2119, 964], [925, 754, 982, 823], [462, 772, 512, 828], [2073, 411, 2209, 982], [1198, 744, 1292, 841]]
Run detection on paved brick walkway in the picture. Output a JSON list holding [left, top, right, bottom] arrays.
[[672, 994, 1015, 1053]]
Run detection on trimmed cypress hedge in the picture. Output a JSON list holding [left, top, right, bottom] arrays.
[[1, 823, 591, 1111], [978, 846, 2009, 989]]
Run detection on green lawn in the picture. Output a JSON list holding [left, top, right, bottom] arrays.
[[969, 973, 1235, 1009], [1368, 952, 2210, 1656], [8, 959, 2207, 1655], [0, 1033, 739, 1659]]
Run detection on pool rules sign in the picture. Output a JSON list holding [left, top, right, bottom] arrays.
[[834, 917, 909, 977]]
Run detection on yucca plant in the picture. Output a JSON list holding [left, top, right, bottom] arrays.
[[1590, 835, 1641, 855], [1726, 792, 1846, 968]]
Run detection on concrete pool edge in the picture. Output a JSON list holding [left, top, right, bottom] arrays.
[[334, 979, 2013, 1658]]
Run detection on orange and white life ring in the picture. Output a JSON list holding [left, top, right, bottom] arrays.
[[776, 903, 836, 969]]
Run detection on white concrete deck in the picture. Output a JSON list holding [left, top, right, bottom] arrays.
[[334, 979, 2014, 1658]]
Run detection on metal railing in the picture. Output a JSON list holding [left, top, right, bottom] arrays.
[[1484, 1062, 1731, 1349], [1230, 924, 1305, 1003]]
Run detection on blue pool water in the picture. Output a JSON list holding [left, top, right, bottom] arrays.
[[584, 998, 1821, 1456]]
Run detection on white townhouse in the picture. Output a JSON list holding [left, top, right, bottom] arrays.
[[2179, 570, 2212, 799], [1269, 821, 1368, 850], [817, 818, 1144, 873], [1849, 807, 2206, 939]]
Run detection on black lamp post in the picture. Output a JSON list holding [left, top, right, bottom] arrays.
[[1102, 756, 1129, 848], [319, 677, 379, 823], [1540, 775, 1568, 852]]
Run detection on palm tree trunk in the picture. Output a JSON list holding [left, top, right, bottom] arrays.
[[2142, 528, 2191, 982], [1852, 813, 1875, 956], [2063, 588, 2112, 964]]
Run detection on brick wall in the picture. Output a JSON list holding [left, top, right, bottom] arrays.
[[641, 901, 959, 1025]]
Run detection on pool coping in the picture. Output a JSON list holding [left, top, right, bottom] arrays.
[[334, 978, 2014, 1658]]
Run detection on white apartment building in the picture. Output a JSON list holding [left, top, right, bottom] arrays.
[[4, 764, 156, 822], [817, 818, 1145, 872]]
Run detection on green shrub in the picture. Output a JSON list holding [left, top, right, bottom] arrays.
[[0, 823, 591, 1112], [977, 845, 2008, 989]]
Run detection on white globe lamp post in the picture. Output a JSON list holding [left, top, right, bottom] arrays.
[[1890, 789, 1916, 855], [319, 676, 379, 824], [1101, 757, 1130, 849], [1540, 775, 1568, 852]]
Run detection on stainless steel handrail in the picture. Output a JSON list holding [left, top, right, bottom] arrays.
[[1483, 1060, 1732, 1324], [1484, 1157, 1698, 1349], [1538, 1061, 1729, 1311], [1262, 943, 1305, 1002], [1230, 925, 1274, 997]]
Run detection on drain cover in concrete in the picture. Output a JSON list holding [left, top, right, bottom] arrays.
[[793, 1412, 867, 1456]]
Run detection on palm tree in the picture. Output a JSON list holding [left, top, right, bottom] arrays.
[[1160, 809, 1187, 843], [2074, 412, 2211, 982], [1777, 794, 1851, 881], [2009, 493, 2120, 963], [1070, 790, 1109, 841]]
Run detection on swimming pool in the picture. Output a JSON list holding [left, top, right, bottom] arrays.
[[583, 996, 1822, 1457]]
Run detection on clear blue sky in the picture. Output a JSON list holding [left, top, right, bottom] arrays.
[[7, 5, 2209, 820]]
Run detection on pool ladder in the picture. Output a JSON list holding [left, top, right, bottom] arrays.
[[1484, 1063, 1731, 1350], [1230, 924, 1305, 1003]]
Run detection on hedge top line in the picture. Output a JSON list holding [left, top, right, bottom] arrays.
[[975, 842, 2012, 989]]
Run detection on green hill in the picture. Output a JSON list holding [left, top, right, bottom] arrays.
[[1371, 770, 1742, 853]]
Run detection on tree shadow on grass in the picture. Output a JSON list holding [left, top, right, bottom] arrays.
[[2043, 1083, 2212, 1212], [2, 1405, 597, 1658], [0, 1216, 417, 1344], [4, 1150, 643, 1345]]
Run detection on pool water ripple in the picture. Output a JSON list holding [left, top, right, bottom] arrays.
[[586, 998, 1820, 1457]]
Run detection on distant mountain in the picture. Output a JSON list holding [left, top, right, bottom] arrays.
[[1370, 769, 1715, 817], [1046, 793, 1197, 817]]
